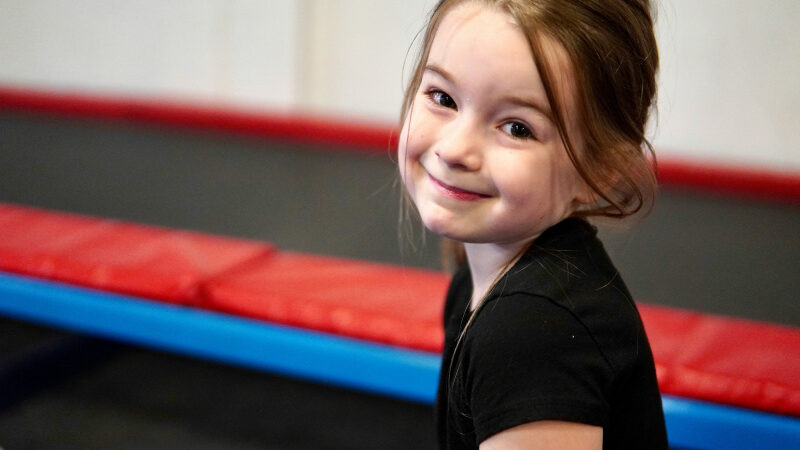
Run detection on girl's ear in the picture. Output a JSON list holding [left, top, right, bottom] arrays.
[[572, 163, 620, 209], [574, 181, 599, 206], [570, 159, 602, 206]]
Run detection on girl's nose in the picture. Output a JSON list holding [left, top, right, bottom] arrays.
[[433, 118, 482, 171]]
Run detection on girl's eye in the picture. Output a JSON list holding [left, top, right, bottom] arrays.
[[427, 90, 457, 110], [501, 121, 534, 140]]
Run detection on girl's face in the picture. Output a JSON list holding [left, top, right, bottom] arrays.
[[399, 2, 590, 247]]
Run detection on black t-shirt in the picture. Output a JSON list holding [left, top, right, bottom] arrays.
[[435, 218, 668, 449]]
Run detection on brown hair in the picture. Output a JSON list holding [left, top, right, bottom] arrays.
[[400, 0, 660, 270]]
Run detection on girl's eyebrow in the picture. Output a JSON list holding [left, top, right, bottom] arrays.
[[424, 63, 553, 121], [424, 63, 454, 83], [499, 94, 553, 121]]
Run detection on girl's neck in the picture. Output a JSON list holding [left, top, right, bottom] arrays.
[[464, 239, 534, 311]]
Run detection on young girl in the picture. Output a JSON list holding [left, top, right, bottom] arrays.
[[398, 0, 668, 448]]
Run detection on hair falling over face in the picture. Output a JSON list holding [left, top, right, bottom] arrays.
[[399, 0, 660, 270]]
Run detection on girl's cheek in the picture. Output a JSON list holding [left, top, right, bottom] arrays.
[[399, 119, 422, 160], [400, 100, 440, 164], [398, 124, 416, 183]]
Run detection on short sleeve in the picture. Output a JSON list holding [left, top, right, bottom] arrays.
[[463, 292, 614, 443]]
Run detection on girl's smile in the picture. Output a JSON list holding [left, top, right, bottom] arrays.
[[427, 172, 491, 201], [399, 2, 591, 249]]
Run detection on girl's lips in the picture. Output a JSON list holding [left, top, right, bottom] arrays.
[[428, 174, 490, 201]]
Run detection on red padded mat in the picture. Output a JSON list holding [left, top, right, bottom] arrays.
[[203, 252, 449, 352], [641, 304, 800, 417], [3, 202, 799, 416], [0, 203, 105, 275], [0, 203, 272, 304], [204, 250, 800, 414]]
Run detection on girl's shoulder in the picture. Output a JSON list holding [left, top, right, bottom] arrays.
[[475, 218, 647, 374], [460, 289, 616, 437], [491, 218, 624, 303]]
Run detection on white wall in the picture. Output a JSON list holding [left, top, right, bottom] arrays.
[[655, 0, 800, 171], [297, 0, 433, 121], [0, 0, 300, 107], [0, 0, 798, 171]]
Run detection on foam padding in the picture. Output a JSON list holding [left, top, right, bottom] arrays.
[[202, 251, 449, 352], [2, 202, 800, 420], [0, 271, 441, 404], [0, 203, 272, 304], [640, 304, 800, 417]]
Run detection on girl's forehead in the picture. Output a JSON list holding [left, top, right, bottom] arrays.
[[429, 3, 528, 63], [426, 3, 546, 100]]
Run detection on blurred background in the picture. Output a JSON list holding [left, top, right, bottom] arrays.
[[1, 0, 798, 168], [0, 0, 798, 448]]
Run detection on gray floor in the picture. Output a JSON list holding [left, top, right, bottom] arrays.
[[0, 110, 798, 449], [0, 319, 436, 450]]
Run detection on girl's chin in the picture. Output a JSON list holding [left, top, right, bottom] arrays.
[[417, 203, 491, 242], [420, 216, 457, 238], [420, 216, 475, 242]]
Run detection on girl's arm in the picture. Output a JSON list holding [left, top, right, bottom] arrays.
[[480, 420, 602, 450]]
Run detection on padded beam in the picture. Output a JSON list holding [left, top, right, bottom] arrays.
[[1, 271, 799, 450], [641, 304, 800, 417], [0, 272, 439, 403], [661, 396, 800, 450], [0, 203, 272, 304], [202, 251, 448, 352], [2, 201, 800, 419]]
